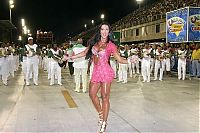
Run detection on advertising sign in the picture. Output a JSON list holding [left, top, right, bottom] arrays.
[[166, 7, 188, 43], [188, 7, 200, 42]]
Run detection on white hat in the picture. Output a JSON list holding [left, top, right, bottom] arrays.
[[28, 37, 33, 40]]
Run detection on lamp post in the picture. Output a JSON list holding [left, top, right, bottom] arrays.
[[100, 14, 105, 22], [136, 0, 143, 9], [91, 20, 94, 26], [9, 0, 14, 23], [84, 24, 87, 30], [21, 18, 26, 46]]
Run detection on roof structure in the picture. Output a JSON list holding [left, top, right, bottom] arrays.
[[0, 20, 16, 31]]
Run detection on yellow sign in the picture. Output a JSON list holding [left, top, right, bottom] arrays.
[[167, 17, 185, 36]]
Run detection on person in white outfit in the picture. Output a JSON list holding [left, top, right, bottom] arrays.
[[126, 45, 133, 77], [117, 45, 128, 83], [48, 43, 62, 85], [141, 44, 151, 82], [130, 46, 140, 75], [154, 46, 164, 81], [162, 46, 171, 76], [25, 37, 40, 86], [177, 45, 187, 80], [110, 54, 117, 79], [0, 45, 9, 85], [72, 38, 88, 92], [150, 44, 156, 74]]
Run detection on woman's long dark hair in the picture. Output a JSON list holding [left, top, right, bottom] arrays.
[[85, 22, 115, 60]]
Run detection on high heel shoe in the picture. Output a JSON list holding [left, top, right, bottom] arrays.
[[98, 111, 103, 126], [99, 121, 107, 133]]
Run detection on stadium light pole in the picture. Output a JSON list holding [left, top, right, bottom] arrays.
[[9, 0, 14, 23], [136, 0, 143, 9]]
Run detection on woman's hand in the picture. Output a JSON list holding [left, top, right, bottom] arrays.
[[63, 55, 70, 61]]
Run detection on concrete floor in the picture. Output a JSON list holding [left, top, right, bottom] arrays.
[[0, 68, 199, 133]]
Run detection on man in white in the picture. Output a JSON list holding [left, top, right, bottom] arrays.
[[0, 45, 9, 85], [117, 45, 128, 83], [25, 37, 39, 86], [162, 46, 171, 76], [49, 43, 62, 85], [72, 38, 88, 93], [110, 54, 117, 79], [141, 44, 151, 82], [154, 46, 164, 81], [130, 46, 140, 75], [177, 45, 187, 80]]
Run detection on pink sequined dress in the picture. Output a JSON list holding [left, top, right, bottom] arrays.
[[91, 41, 117, 83]]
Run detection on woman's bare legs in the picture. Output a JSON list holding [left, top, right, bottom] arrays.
[[89, 82, 102, 113], [101, 82, 111, 121], [99, 82, 111, 132]]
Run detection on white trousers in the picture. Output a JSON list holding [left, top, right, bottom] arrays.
[[74, 68, 87, 92], [8, 55, 15, 77], [154, 60, 163, 80], [127, 62, 132, 77], [26, 56, 39, 85], [0, 57, 8, 84], [150, 58, 155, 73], [141, 59, 151, 82], [47, 58, 51, 79], [118, 63, 128, 82], [163, 58, 171, 71], [178, 58, 186, 80], [132, 61, 139, 74], [110, 60, 117, 78], [50, 61, 61, 85]]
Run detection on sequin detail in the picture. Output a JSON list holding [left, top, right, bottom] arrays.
[[91, 42, 117, 83]]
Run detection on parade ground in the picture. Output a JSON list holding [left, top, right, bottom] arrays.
[[0, 68, 199, 133]]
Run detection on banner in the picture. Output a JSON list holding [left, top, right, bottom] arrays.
[[113, 32, 121, 45], [166, 8, 188, 43], [188, 7, 200, 42]]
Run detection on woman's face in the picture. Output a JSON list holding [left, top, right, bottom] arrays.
[[100, 24, 109, 40]]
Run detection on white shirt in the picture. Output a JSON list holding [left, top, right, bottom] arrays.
[[73, 45, 88, 68]]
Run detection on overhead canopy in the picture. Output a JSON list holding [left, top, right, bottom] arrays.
[[0, 20, 16, 30]]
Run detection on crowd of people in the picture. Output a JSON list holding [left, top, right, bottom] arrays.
[[0, 42, 20, 85], [0, 38, 199, 86], [0, 24, 200, 133], [111, 0, 200, 30]]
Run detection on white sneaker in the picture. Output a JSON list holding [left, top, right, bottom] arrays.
[[122, 81, 127, 84], [50, 83, 54, 86], [26, 82, 30, 86], [142, 80, 146, 82], [34, 83, 38, 86], [58, 83, 62, 86], [147, 80, 150, 83], [75, 89, 80, 93], [117, 80, 122, 83], [153, 78, 157, 81]]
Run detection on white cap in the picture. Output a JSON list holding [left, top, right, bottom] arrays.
[[28, 37, 33, 40]]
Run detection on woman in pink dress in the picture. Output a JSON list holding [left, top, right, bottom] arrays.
[[65, 22, 131, 133]]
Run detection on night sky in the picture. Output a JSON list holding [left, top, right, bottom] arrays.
[[0, 0, 156, 42]]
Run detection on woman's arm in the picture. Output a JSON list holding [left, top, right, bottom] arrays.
[[63, 47, 89, 61], [71, 47, 89, 59], [113, 51, 128, 64]]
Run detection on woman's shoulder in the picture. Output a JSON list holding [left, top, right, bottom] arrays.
[[107, 41, 117, 53]]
